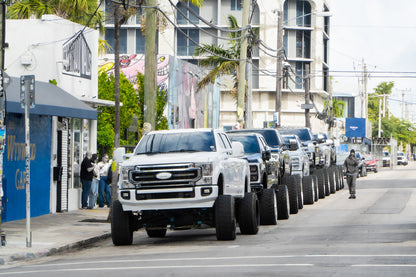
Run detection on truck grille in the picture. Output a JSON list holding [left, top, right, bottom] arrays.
[[129, 163, 201, 188]]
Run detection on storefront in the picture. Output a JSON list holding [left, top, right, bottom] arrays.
[[1, 78, 96, 222]]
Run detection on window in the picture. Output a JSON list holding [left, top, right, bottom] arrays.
[[295, 62, 308, 89], [231, 0, 242, 11], [136, 30, 145, 54], [296, 0, 311, 27], [105, 28, 127, 54], [177, 28, 199, 56], [295, 30, 310, 58], [177, 1, 199, 24]]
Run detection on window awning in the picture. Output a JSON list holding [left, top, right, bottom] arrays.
[[5, 77, 97, 120]]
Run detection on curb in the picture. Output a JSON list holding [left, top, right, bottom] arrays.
[[1, 232, 111, 266]]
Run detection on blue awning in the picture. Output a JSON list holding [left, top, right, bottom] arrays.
[[5, 77, 97, 120]]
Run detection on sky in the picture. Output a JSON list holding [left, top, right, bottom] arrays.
[[329, 0, 416, 120]]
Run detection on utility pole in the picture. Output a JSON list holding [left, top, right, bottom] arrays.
[[304, 64, 311, 128], [144, 0, 157, 131], [378, 97, 382, 138], [0, 0, 6, 244], [275, 10, 283, 127], [237, 0, 249, 127]]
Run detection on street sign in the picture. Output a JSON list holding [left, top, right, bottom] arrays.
[[20, 75, 35, 109]]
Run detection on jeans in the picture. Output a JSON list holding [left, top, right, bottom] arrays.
[[98, 176, 111, 207], [81, 179, 92, 208], [88, 178, 99, 209]]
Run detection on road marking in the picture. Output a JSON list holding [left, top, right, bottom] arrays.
[[23, 254, 416, 268], [353, 264, 416, 267], [0, 264, 314, 275]]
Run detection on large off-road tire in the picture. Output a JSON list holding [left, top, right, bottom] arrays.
[[293, 174, 304, 210], [283, 175, 298, 214], [337, 165, 345, 189], [215, 195, 237, 240], [334, 166, 340, 191], [111, 200, 133, 246], [277, 184, 290, 220], [316, 169, 326, 199], [323, 168, 330, 196], [146, 227, 167, 238], [312, 174, 319, 202], [238, 192, 260, 234], [328, 166, 336, 194], [302, 175, 315, 205], [258, 188, 278, 225]]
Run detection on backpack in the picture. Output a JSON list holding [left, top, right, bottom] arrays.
[[107, 166, 113, 184]]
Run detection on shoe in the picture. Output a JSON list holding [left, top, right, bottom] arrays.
[[81, 206, 87, 209], [349, 195, 353, 199], [352, 195, 356, 199]]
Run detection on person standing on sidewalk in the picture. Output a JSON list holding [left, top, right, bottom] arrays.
[[98, 154, 111, 208], [343, 149, 359, 199], [80, 151, 94, 209], [88, 154, 100, 209]]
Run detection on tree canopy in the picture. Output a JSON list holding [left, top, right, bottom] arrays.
[[368, 81, 416, 147]]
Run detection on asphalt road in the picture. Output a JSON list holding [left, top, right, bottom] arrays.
[[2, 163, 416, 276]]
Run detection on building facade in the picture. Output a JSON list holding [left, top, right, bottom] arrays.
[[102, 0, 331, 133], [2, 15, 99, 221]]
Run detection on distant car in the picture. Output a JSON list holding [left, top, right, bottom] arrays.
[[397, 152, 408, 166], [382, 152, 391, 167], [355, 152, 367, 177], [363, 154, 378, 173]]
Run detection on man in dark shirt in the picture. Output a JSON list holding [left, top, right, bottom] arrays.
[[343, 149, 359, 199], [80, 151, 93, 208]]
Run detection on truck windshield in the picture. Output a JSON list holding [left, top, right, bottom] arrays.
[[229, 135, 260, 154], [135, 132, 216, 154], [279, 129, 312, 142]]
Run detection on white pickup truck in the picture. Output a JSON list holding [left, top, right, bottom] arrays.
[[111, 128, 259, 245]]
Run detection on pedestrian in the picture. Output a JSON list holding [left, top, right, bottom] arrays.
[[80, 151, 94, 209], [98, 154, 111, 208], [343, 149, 359, 199], [88, 154, 100, 209]]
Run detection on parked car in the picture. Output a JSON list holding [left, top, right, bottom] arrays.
[[397, 152, 408, 165], [382, 152, 391, 167], [355, 151, 367, 177], [363, 154, 378, 173]]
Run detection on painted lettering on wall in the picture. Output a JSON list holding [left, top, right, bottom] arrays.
[[7, 135, 36, 161], [15, 169, 26, 190]]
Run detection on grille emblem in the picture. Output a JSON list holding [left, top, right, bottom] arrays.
[[156, 172, 172, 180]]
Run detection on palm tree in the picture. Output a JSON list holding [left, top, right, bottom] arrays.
[[7, 0, 104, 28], [194, 14, 256, 124]]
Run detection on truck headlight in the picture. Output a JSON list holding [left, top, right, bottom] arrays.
[[120, 166, 135, 189], [195, 163, 213, 184]]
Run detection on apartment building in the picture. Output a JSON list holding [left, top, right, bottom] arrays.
[[101, 0, 330, 132]]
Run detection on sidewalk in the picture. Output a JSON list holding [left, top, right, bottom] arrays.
[[0, 207, 111, 266]]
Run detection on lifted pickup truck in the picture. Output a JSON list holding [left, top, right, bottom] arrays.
[[111, 129, 259, 245], [227, 132, 289, 224], [227, 128, 292, 219]]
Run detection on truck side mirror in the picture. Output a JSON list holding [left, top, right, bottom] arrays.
[[231, 141, 245, 157], [262, 149, 271, 161], [113, 147, 126, 163]]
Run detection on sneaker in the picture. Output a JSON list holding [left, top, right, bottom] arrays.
[[348, 195, 353, 199], [352, 195, 356, 199]]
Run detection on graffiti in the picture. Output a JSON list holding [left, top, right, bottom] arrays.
[[6, 135, 36, 162], [99, 54, 170, 91], [62, 31, 92, 79]]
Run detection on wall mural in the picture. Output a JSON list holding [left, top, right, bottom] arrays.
[[99, 54, 219, 129]]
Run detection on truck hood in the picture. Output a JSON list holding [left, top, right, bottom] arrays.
[[120, 152, 219, 166]]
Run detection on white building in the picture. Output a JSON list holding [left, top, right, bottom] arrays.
[[3, 15, 99, 221], [101, 0, 331, 133]]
